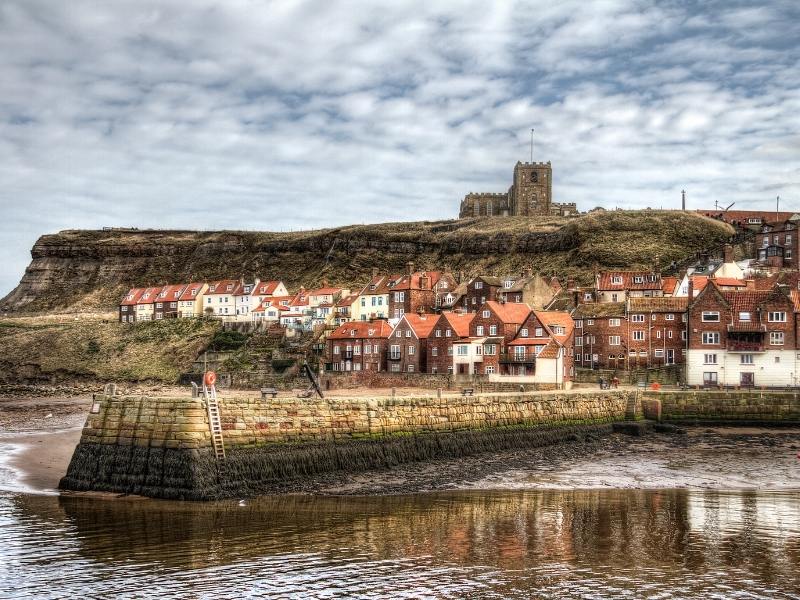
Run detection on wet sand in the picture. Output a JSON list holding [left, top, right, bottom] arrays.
[[2, 395, 800, 497]]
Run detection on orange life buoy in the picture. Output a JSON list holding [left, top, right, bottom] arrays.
[[204, 371, 217, 387]]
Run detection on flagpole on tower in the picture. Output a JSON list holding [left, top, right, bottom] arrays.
[[530, 128, 534, 163]]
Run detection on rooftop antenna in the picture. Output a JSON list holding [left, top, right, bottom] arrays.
[[530, 128, 534, 163], [681, 189, 686, 211]]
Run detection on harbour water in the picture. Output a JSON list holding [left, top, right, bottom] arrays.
[[2, 488, 799, 598]]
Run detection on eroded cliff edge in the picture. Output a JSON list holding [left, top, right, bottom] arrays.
[[2, 211, 733, 313]]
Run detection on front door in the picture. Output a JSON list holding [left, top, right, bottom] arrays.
[[666, 349, 675, 365], [740, 372, 754, 387]]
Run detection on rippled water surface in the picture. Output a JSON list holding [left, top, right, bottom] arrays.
[[2, 489, 799, 598]]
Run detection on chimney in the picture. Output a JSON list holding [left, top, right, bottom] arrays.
[[566, 277, 576, 291], [687, 277, 694, 300], [372, 267, 379, 278], [420, 272, 430, 290], [406, 261, 414, 276], [458, 270, 466, 284], [723, 244, 734, 264]]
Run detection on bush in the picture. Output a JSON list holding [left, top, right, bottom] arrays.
[[208, 330, 248, 351]]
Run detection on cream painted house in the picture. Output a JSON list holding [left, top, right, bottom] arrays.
[[134, 286, 162, 321], [177, 282, 208, 317], [204, 280, 239, 317]]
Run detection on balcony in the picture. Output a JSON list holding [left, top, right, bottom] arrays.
[[726, 341, 764, 352], [500, 352, 536, 364]]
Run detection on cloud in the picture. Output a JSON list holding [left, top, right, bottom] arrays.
[[0, 0, 799, 296]]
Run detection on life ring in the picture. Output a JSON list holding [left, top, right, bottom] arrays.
[[204, 371, 217, 387]]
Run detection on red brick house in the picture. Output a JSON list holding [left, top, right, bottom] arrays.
[[427, 311, 474, 374], [461, 276, 502, 311], [595, 271, 663, 303], [460, 301, 532, 375], [119, 288, 145, 323], [573, 302, 627, 370], [625, 297, 688, 368], [387, 313, 438, 373], [387, 263, 456, 318], [686, 281, 797, 387], [325, 320, 392, 372], [505, 310, 575, 382], [153, 284, 185, 320]]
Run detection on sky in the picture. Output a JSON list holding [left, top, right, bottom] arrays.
[[1, 1, 799, 296]]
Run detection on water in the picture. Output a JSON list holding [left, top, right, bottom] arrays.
[[2, 489, 799, 598]]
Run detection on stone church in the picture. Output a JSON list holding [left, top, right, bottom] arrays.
[[459, 161, 577, 218]]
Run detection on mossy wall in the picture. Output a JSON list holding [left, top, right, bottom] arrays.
[[60, 390, 633, 499], [644, 390, 800, 423]]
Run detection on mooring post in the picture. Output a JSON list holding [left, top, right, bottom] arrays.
[[437, 388, 442, 399]]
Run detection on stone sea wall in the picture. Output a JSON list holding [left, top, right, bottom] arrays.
[[60, 390, 633, 500], [645, 390, 800, 424]]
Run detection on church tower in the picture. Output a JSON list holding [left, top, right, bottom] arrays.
[[510, 161, 552, 216]]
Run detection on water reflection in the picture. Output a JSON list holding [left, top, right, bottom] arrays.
[[4, 489, 800, 598]]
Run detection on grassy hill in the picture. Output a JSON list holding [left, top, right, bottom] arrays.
[[3, 211, 734, 314]]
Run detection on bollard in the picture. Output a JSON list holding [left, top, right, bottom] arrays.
[[191, 382, 199, 398], [437, 388, 442, 399]]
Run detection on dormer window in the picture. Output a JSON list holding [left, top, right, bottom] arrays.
[[612, 276, 622, 285], [226, 285, 233, 291], [475, 281, 483, 289], [370, 284, 376, 291], [504, 280, 513, 288], [634, 276, 643, 284], [191, 289, 197, 296]]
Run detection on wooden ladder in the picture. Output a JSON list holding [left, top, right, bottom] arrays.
[[203, 384, 226, 462]]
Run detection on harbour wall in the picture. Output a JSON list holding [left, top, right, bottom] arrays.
[[643, 390, 800, 424], [59, 390, 633, 500]]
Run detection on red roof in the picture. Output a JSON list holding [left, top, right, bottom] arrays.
[[484, 300, 531, 324], [178, 282, 205, 301], [697, 210, 796, 225], [399, 313, 438, 339], [533, 310, 574, 344], [360, 275, 401, 296], [661, 276, 678, 294], [336, 294, 360, 308], [597, 271, 662, 291], [156, 284, 186, 301], [311, 287, 341, 296], [206, 280, 239, 295], [252, 281, 283, 296], [328, 320, 393, 340], [120, 288, 146, 306], [389, 271, 444, 291], [136, 286, 164, 305], [713, 277, 746, 288], [440, 311, 475, 338]]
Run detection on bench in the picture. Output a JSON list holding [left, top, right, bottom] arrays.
[[260, 387, 279, 399], [461, 388, 474, 396]]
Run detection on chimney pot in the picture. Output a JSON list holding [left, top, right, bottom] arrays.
[[406, 261, 414, 276], [724, 244, 734, 264]]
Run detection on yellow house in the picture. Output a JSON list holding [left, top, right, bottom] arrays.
[[177, 282, 208, 317], [134, 286, 162, 321]]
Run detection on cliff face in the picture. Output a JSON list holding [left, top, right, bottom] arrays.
[[2, 212, 734, 313]]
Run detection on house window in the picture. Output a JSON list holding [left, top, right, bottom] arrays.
[[634, 276, 643, 284], [432, 347, 438, 356], [665, 314, 674, 321], [609, 318, 620, 327], [408, 345, 415, 355], [474, 281, 483, 289], [435, 329, 441, 337], [485, 344, 497, 355], [770, 331, 785, 345], [587, 319, 594, 326], [668, 330, 673, 339], [656, 330, 661, 339], [405, 330, 411, 337], [489, 325, 497, 335], [704, 354, 717, 364], [702, 312, 720, 322], [768, 312, 787, 322], [446, 329, 452, 337], [654, 348, 664, 357], [476, 325, 485, 336], [775, 356, 781, 363], [609, 336, 621, 346], [353, 346, 361, 355], [447, 346, 453, 356], [364, 345, 371, 355], [334, 346, 340, 355], [739, 312, 751, 321], [631, 314, 645, 323], [407, 365, 415, 372], [482, 310, 490, 318], [390, 345, 401, 359], [485, 366, 495, 374], [741, 354, 754, 364], [702, 332, 720, 344], [121, 306, 128, 312], [391, 364, 400, 372], [576, 320, 583, 329], [611, 294, 619, 302], [632, 331, 645, 341], [612, 276, 622, 285], [521, 328, 529, 337], [535, 327, 543, 337], [703, 372, 718, 385], [576, 337, 583, 346], [457, 345, 468, 356], [373, 344, 379, 353]]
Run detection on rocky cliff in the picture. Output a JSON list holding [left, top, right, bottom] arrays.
[[2, 211, 734, 313]]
